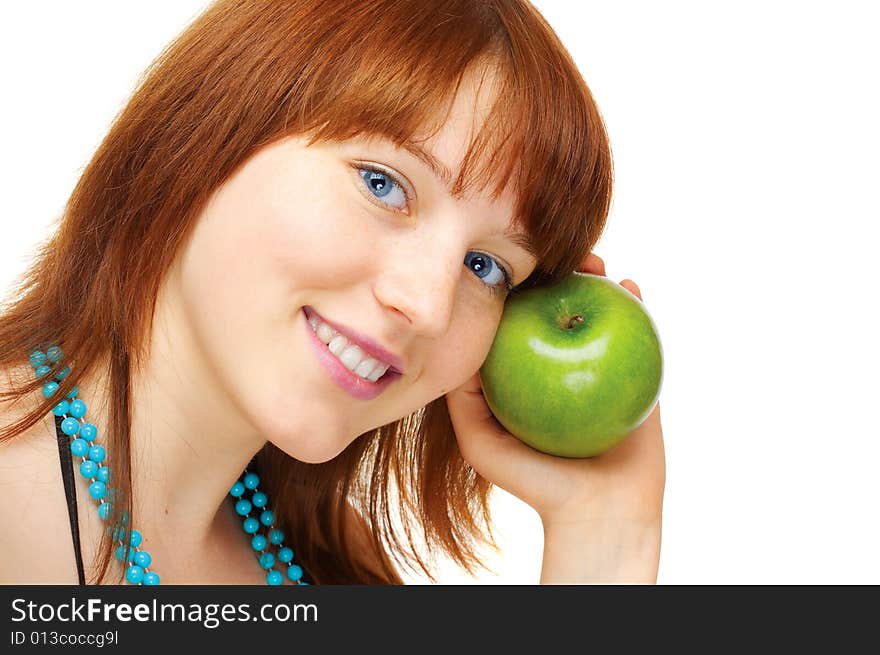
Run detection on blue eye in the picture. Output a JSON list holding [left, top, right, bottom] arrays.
[[355, 165, 410, 212], [465, 252, 513, 296]]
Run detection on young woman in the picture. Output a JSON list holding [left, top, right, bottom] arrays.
[[0, 0, 664, 585]]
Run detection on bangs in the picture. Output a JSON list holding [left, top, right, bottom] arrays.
[[284, 0, 612, 291]]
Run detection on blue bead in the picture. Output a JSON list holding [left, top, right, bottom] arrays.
[[46, 346, 63, 363], [111, 526, 126, 542], [116, 545, 135, 562], [278, 547, 294, 563], [243, 472, 259, 490], [229, 481, 245, 497], [42, 381, 59, 398], [30, 350, 47, 367], [70, 438, 88, 457], [129, 529, 142, 548], [98, 502, 112, 520], [142, 572, 161, 585], [235, 499, 252, 516], [251, 535, 267, 551], [134, 550, 152, 568], [96, 466, 110, 483], [88, 445, 106, 463], [251, 491, 268, 508], [243, 517, 260, 534], [89, 481, 106, 500], [52, 400, 70, 416], [79, 460, 98, 478], [260, 510, 274, 527], [126, 565, 144, 584], [286, 564, 303, 581], [66, 385, 79, 399], [69, 399, 87, 418], [121, 510, 130, 526], [267, 570, 283, 585], [259, 552, 275, 569], [269, 529, 284, 545], [35, 365, 51, 378], [62, 419, 81, 437], [79, 423, 97, 441], [299, 581, 309, 586], [56, 366, 70, 381]]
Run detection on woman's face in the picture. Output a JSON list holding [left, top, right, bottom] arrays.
[[169, 66, 537, 463]]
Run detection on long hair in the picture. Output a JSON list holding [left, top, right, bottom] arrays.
[[0, 0, 613, 584]]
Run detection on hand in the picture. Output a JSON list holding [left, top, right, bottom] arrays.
[[445, 253, 666, 533]]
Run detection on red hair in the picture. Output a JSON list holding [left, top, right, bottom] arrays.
[[0, 0, 612, 584]]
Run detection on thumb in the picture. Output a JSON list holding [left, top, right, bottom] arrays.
[[619, 278, 642, 301]]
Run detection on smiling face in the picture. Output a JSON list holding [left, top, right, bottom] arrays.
[[166, 62, 537, 463]]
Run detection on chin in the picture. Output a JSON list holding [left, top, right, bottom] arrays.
[[254, 387, 372, 464], [265, 427, 355, 465]]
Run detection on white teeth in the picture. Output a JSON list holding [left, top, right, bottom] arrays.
[[327, 335, 348, 355], [338, 344, 365, 371], [366, 363, 389, 382], [308, 312, 393, 381], [354, 357, 380, 378], [316, 322, 335, 343]]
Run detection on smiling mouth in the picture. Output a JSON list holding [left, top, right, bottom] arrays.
[[308, 321, 392, 383], [302, 306, 404, 383], [303, 309, 403, 400]]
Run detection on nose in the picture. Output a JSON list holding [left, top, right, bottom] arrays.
[[372, 245, 460, 339]]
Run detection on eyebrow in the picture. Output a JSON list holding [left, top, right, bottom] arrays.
[[504, 228, 538, 261], [400, 140, 538, 262], [402, 141, 455, 194]]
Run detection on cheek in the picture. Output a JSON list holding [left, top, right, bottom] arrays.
[[424, 302, 503, 392], [258, 168, 377, 290], [178, 189, 292, 326]]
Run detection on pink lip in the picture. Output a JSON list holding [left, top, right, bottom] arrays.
[[302, 306, 405, 374], [302, 308, 402, 401]]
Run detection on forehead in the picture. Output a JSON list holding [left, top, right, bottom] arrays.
[[410, 60, 511, 198], [397, 63, 526, 225]]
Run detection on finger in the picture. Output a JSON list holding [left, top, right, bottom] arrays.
[[619, 278, 642, 300], [578, 252, 606, 276]]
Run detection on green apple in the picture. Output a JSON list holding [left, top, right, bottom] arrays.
[[479, 272, 663, 458]]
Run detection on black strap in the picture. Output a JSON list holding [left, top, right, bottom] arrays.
[[55, 414, 86, 585]]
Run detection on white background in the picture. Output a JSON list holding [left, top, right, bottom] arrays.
[[2, 2, 878, 584]]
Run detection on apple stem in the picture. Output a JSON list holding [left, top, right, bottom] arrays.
[[566, 315, 585, 329]]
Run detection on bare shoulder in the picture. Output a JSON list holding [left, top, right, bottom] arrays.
[[0, 363, 78, 583]]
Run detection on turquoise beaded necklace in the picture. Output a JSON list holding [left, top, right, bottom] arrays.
[[30, 346, 309, 586]]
